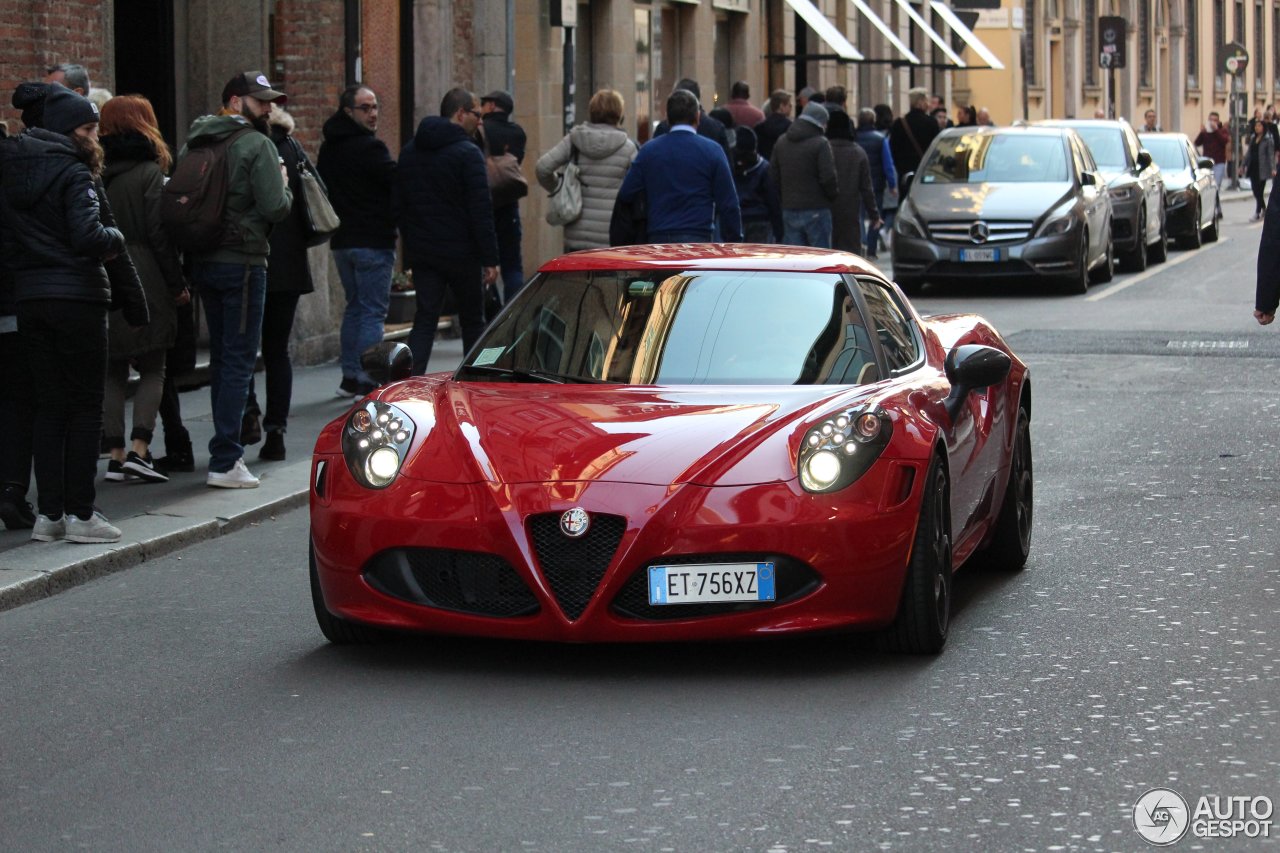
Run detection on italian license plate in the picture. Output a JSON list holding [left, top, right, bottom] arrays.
[[959, 248, 999, 262], [647, 562, 776, 605]]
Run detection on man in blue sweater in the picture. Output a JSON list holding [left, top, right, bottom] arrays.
[[616, 89, 742, 244]]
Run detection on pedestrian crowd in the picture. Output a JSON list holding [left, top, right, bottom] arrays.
[[0, 60, 988, 546]]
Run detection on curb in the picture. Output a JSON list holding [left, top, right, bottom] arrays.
[[0, 476, 309, 613]]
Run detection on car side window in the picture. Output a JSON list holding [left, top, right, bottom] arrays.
[[1124, 126, 1140, 167], [856, 277, 922, 373], [1070, 139, 1088, 181]]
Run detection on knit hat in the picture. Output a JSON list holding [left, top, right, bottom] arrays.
[[733, 124, 758, 157], [41, 83, 99, 136], [799, 101, 829, 129], [11, 81, 50, 129]]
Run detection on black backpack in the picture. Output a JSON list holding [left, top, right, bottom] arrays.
[[161, 127, 253, 253]]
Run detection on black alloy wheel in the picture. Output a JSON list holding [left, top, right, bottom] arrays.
[[980, 406, 1033, 571], [1091, 235, 1115, 283], [1124, 208, 1149, 272], [1181, 201, 1203, 249], [880, 458, 952, 654]]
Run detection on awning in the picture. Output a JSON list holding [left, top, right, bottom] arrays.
[[892, 0, 966, 67], [930, 1, 1005, 70], [850, 0, 920, 65], [782, 0, 864, 61]]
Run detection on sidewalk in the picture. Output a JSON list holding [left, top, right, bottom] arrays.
[[0, 331, 466, 612]]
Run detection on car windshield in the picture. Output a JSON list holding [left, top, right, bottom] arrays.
[[1142, 137, 1188, 171], [456, 270, 887, 385], [918, 133, 1069, 183], [1071, 126, 1129, 170]]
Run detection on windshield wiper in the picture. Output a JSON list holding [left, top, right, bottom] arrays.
[[457, 364, 607, 384]]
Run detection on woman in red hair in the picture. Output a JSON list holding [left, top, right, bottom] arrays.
[[98, 94, 191, 483]]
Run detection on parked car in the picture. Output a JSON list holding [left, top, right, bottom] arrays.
[[1039, 118, 1167, 270], [891, 125, 1113, 295], [1139, 131, 1220, 249], [308, 245, 1033, 655]]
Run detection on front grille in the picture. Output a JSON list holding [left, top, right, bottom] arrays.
[[529, 512, 627, 620], [611, 553, 821, 620], [929, 220, 1035, 244], [926, 260, 1035, 278], [364, 549, 540, 617], [1112, 217, 1134, 240]]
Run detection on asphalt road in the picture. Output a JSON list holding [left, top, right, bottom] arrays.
[[1, 214, 1277, 852]]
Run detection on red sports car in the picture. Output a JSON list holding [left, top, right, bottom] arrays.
[[309, 245, 1032, 654]]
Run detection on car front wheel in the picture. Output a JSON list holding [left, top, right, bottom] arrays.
[[880, 457, 952, 654], [979, 406, 1033, 571], [1123, 209, 1149, 272]]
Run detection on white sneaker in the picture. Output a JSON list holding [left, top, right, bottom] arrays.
[[65, 511, 122, 544], [31, 513, 65, 542], [206, 457, 260, 489]]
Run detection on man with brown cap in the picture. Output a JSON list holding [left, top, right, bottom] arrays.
[[177, 71, 293, 490]]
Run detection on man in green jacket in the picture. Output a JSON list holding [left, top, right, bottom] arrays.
[[181, 71, 292, 489]]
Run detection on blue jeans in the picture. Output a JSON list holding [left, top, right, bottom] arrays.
[[782, 208, 833, 249], [194, 261, 266, 473], [494, 203, 524, 303], [334, 247, 395, 384]]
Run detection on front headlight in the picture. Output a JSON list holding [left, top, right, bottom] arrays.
[[894, 201, 926, 239], [1037, 213, 1076, 236], [797, 408, 893, 493], [1166, 188, 1190, 206], [341, 400, 416, 489], [1109, 185, 1137, 202]]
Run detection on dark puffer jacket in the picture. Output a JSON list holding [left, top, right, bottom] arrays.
[[0, 128, 125, 304], [317, 110, 397, 251], [394, 117, 499, 269]]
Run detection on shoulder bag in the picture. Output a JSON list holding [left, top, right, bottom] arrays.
[[487, 151, 530, 207], [288, 136, 341, 247], [545, 144, 584, 227]]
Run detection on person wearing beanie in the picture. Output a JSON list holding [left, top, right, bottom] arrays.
[[731, 126, 782, 244], [0, 82, 147, 544], [825, 110, 881, 256], [769, 99, 839, 248]]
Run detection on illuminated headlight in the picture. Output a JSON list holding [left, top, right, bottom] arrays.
[[797, 407, 892, 493], [1037, 213, 1076, 236], [341, 400, 416, 489], [1109, 185, 1137, 202]]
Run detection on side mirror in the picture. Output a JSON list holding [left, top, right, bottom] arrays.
[[1136, 149, 1153, 171], [943, 344, 1011, 422], [901, 171, 915, 198], [1197, 156, 1215, 171], [361, 341, 414, 387], [1081, 171, 1097, 186]]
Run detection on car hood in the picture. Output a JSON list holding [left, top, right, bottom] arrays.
[[1160, 169, 1194, 192], [909, 182, 1075, 220], [374, 379, 875, 487], [1099, 169, 1140, 189]]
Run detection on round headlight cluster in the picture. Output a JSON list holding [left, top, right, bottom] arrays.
[[342, 401, 416, 489], [798, 407, 892, 493]]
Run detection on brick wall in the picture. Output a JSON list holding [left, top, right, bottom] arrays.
[[272, 0, 345, 156], [0, 1, 112, 132]]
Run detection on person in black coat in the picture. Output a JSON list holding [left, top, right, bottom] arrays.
[[754, 89, 793, 161], [480, 90, 528, 305], [888, 87, 941, 179], [243, 105, 316, 461], [653, 78, 733, 165], [0, 83, 147, 544], [395, 88, 499, 374]]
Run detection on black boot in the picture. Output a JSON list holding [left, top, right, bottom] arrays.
[[157, 434, 195, 473], [259, 429, 286, 461], [0, 484, 36, 530]]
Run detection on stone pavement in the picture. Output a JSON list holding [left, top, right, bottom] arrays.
[[0, 183, 1262, 612], [0, 332, 465, 612]]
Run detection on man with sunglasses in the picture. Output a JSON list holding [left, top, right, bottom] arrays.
[[318, 83, 398, 397]]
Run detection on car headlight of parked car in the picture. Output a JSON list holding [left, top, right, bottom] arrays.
[[1165, 188, 1191, 206], [1037, 210, 1077, 237], [798, 408, 893, 493], [894, 200, 926, 239], [1109, 185, 1137, 202], [341, 400, 416, 489]]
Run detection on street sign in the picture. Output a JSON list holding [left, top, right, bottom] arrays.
[[1220, 41, 1249, 76], [1099, 17, 1126, 69]]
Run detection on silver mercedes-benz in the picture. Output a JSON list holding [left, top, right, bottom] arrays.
[[891, 125, 1115, 295]]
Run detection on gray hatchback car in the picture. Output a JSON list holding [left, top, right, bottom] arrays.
[[891, 125, 1114, 295]]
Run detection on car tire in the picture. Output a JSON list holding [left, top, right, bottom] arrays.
[[879, 457, 952, 655], [1063, 233, 1089, 294], [979, 406, 1033, 572], [310, 541, 390, 645], [1203, 204, 1220, 242], [1148, 208, 1168, 264], [1091, 237, 1115, 283], [1180, 201, 1204, 250], [1123, 209, 1149, 272]]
